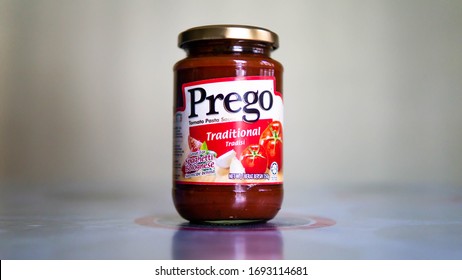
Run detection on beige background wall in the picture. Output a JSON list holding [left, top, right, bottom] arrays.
[[1, 0, 461, 193]]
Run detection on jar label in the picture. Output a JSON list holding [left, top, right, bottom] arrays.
[[174, 76, 283, 185]]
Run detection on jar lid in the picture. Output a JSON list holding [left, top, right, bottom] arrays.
[[178, 24, 279, 49]]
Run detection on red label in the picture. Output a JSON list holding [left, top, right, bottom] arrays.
[[173, 77, 283, 185], [189, 119, 273, 157]]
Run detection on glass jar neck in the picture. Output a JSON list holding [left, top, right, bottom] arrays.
[[183, 39, 273, 57]]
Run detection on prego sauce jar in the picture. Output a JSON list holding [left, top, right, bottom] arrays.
[[173, 25, 284, 223]]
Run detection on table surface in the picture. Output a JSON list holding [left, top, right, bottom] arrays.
[[1, 183, 461, 259]]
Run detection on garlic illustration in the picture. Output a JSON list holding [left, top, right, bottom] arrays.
[[229, 156, 245, 174], [215, 149, 236, 169]]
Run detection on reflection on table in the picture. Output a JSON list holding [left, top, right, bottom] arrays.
[[172, 227, 283, 260]]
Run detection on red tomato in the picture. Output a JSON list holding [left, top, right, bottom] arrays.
[[259, 121, 283, 170], [240, 144, 268, 174]]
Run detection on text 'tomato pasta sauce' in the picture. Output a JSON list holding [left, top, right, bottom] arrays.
[[173, 25, 283, 223]]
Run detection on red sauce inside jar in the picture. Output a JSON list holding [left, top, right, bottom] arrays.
[[173, 25, 283, 223]]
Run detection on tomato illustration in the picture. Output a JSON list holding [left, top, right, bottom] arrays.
[[259, 121, 283, 170], [188, 135, 202, 152], [240, 144, 268, 174]]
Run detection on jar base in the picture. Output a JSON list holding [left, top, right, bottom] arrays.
[[173, 183, 283, 224], [197, 219, 266, 225]]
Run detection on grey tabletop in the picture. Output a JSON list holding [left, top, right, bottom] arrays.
[[1, 183, 461, 259]]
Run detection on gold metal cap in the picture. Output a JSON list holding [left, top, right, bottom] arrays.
[[178, 24, 279, 49]]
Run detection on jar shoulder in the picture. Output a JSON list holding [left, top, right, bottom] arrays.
[[174, 55, 283, 71]]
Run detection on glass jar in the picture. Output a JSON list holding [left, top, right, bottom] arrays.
[[173, 25, 284, 223]]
